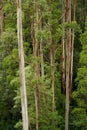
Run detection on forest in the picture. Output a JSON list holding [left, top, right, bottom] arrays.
[[0, 0, 87, 130]]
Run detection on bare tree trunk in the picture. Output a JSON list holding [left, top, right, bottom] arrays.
[[49, 24, 55, 130], [40, 39, 44, 78], [34, 32, 39, 130], [31, 7, 40, 130], [34, 37, 40, 130], [65, 30, 71, 130], [50, 30, 55, 114], [38, 10, 44, 78], [31, 18, 35, 54], [63, 0, 71, 130], [34, 84, 39, 130], [61, 0, 66, 94], [0, 0, 5, 84], [0, 0, 4, 34], [62, 0, 73, 129], [33, 1, 40, 130], [71, 0, 76, 92], [16, 1, 29, 130]]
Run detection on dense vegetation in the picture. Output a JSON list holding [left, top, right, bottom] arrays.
[[0, 0, 87, 130]]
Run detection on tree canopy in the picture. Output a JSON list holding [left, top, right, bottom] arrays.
[[0, 0, 87, 130]]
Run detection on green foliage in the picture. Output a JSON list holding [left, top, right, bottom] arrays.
[[12, 64, 61, 130], [0, 0, 87, 130], [14, 120, 22, 130], [70, 108, 87, 130], [3, 0, 16, 29], [71, 18, 87, 130]]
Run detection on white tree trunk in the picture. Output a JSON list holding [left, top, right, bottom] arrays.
[[16, 1, 29, 130]]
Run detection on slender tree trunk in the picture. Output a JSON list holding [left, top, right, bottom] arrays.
[[31, 7, 40, 130], [0, 0, 4, 34], [16, 1, 29, 130], [40, 38, 44, 78], [62, 0, 74, 129], [50, 31, 55, 114], [34, 84, 39, 130], [0, 0, 5, 84], [33, 1, 40, 130], [31, 18, 35, 54], [38, 9, 44, 78], [71, 0, 76, 92], [65, 30, 70, 130], [63, 0, 71, 130], [49, 24, 55, 129], [34, 32, 39, 130], [61, 0, 66, 94]]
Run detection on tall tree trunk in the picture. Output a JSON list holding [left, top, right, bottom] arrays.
[[71, 0, 76, 92], [33, 1, 40, 130], [40, 38, 44, 78], [16, 1, 29, 130], [61, 0, 66, 94], [49, 24, 55, 130], [31, 18, 35, 55], [0, 0, 4, 34], [38, 9, 44, 78], [31, 7, 40, 130], [0, 0, 5, 86], [65, 0, 71, 130], [62, 0, 72, 130], [34, 84, 39, 130]]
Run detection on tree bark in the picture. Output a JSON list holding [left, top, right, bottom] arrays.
[[16, 1, 29, 130], [0, 0, 4, 34], [61, 0, 66, 94], [62, 0, 72, 130], [38, 8, 44, 78], [50, 29, 55, 114], [40, 38, 44, 78], [31, 4, 40, 130], [71, 0, 76, 93], [65, 0, 71, 130], [33, 1, 40, 130], [49, 24, 55, 130]]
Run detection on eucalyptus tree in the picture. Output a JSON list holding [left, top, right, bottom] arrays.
[[62, 0, 72, 130], [16, 0, 29, 130], [71, 0, 76, 91]]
